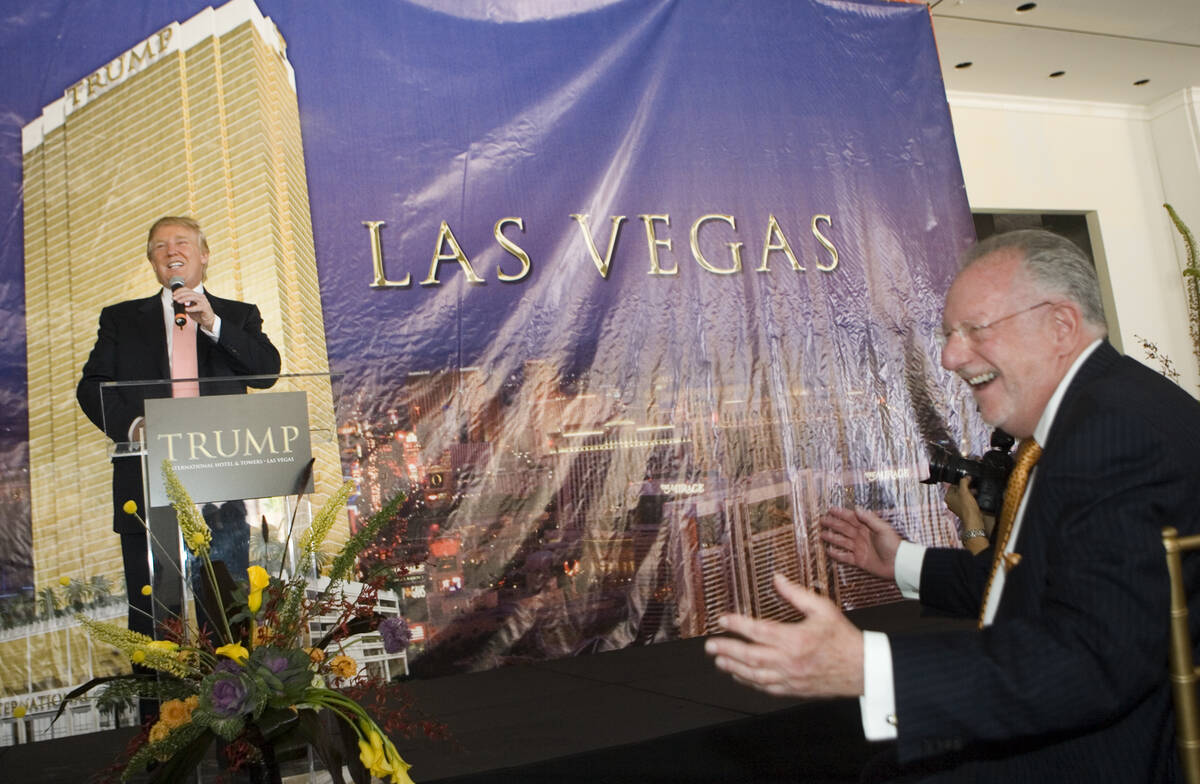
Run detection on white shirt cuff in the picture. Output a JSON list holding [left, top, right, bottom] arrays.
[[859, 630, 898, 740], [201, 314, 221, 340], [894, 539, 925, 599]]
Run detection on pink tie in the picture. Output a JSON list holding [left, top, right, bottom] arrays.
[[171, 318, 200, 397]]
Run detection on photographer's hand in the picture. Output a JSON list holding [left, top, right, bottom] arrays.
[[946, 477, 989, 554], [820, 506, 901, 581]]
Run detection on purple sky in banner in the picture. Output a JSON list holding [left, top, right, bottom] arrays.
[[0, 0, 971, 431]]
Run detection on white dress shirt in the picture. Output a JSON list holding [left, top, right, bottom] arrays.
[[124, 285, 222, 442]]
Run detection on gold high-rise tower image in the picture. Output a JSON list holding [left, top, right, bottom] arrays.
[[12, 0, 340, 715]]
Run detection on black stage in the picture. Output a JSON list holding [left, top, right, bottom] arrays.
[[1, 600, 968, 783]]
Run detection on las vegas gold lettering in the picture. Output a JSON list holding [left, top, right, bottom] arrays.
[[757, 213, 803, 272], [690, 214, 743, 274], [812, 214, 838, 271], [156, 426, 300, 461], [421, 221, 485, 286], [570, 214, 626, 279], [494, 217, 532, 283], [364, 212, 840, 287], [640, 215, 677, 276], [364, 221, 411, 287]]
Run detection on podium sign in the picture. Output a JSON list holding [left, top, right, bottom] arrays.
[[144, 391, 314, 505]]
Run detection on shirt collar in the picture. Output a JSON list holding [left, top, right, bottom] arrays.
[[1032, 338, 1103, 445]]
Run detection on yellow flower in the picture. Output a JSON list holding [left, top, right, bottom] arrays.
[[186, 532, 211, 554], [247, 565, 270, 592], [246, 565, 270, 613], [146, 640, 178, 653], [358, 731, 393, 779], [306, 647, 325, 664], [148, 721, 170, 744], [215, 643, 249, 663], [185, 695, 199, 710], [140, 584, 152, 596], [299, 480, 355, 564], [122, 500, 138, 515], [58, 576, 70, 586], [356, 725, 413, 784], [162, 461, 212, 556], [158, 698, 193, 729], [328, 654, 356, 679], [131, 650, 146, 664], [13, 705, 26, 719]]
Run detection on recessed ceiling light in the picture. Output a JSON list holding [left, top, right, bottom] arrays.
[[1016, 3, 1037, 11], [1134, 78, 1150, 86], [1049, 71, 1065, 78], [955, 61, 973, 69]]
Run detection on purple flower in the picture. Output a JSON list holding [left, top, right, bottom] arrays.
[[262, 653, 290, 674], [214, 658, 243, 674], [207, 672, 250, 716], [379, 616, 412, 653]]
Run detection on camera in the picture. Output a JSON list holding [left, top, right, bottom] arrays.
[[922, 429, 1015, 516]]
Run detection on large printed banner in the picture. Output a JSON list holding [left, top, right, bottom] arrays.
[[0, 0, 980, 693]]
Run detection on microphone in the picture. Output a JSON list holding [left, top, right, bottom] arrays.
[[169, 276, 187, 328]]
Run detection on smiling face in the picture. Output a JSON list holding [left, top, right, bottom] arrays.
[[147, 221, 208, 290], [940, 249, 1070, 439]]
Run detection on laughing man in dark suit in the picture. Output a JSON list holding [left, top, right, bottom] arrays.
[[706, 229, 1200, 780], [77, 216, 281, 640]]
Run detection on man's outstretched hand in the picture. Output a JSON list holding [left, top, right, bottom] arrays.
[[819, 506, 901, 582], [705, 574, 863, 698]]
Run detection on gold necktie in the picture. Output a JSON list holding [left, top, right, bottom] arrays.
[[977, 437, 1042, 629]]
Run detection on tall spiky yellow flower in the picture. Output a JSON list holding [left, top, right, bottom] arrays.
[[76, 615, 197, 678], [298, 480, 355, 566], [161, 460, 211, 556]]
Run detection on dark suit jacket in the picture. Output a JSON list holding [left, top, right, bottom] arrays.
[[77, 290, 281, 533], [887, 341, 1200, 781]]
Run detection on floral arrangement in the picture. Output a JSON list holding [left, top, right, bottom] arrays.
[[63, 460, 435, 783]]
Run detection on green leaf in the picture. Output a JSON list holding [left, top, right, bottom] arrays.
[[257, 705, 301, 742]]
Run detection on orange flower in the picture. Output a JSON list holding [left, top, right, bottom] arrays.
[[306, 647, 325, 664], [328, 654, 357, 679], [159, 698, 193, 729]]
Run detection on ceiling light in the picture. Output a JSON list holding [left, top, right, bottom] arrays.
[[1049, 71, 1065, 78], [1134, 78, 1150, 86], [1016, 2, 1037, 11]]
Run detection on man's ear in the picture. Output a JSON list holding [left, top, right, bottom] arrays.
[[1050, 301, 1082, 345]]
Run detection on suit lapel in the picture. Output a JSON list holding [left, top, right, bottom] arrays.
[[136, 294, 171, 379], [999, 342, 1118, 619]]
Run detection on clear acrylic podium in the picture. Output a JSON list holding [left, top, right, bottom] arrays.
[[98, 372, 344, 637]]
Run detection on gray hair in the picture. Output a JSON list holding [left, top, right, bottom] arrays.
[[963, 229, 1107, 333]]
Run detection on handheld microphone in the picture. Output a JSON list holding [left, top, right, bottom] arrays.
[[168, 276, 187, 328]]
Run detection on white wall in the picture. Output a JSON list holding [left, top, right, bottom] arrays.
[[947, 89, 1200, 394]]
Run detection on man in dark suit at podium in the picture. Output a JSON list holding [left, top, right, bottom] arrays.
[[77, 216, 281, 640], [707, 229, 1200, 780]]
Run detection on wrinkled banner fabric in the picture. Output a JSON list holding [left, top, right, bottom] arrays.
[[0, 0, 981, 683]]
